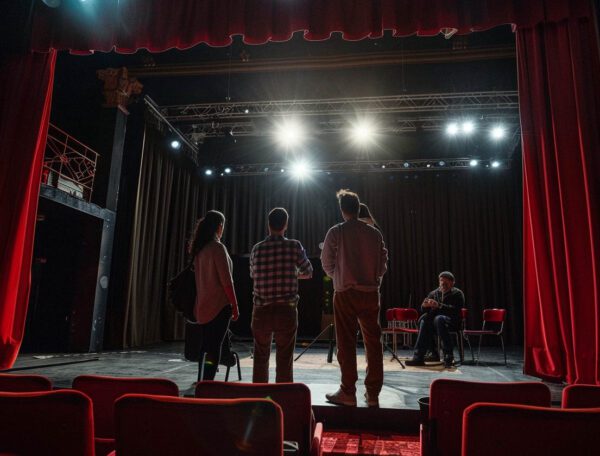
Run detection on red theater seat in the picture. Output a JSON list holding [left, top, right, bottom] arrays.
[[72, 374, 179, 455], [562, 384, 600, 408], [195, 381, 322, 456], [0, 389, 94, 456], [0, 373, 52, 392], [114, 394, 284, 456], [428, 379, 551, 456], [462, 402, 600, 456]]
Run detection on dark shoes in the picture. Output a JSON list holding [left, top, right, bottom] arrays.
[[443, 354, 454, 368], [405, 357, 425, 367], [424, 351, 440, 362]]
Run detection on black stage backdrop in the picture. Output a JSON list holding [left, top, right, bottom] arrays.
[[124, 124, 522, 346]]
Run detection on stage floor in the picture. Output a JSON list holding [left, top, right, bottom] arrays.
[[8, 341, 564, 411]]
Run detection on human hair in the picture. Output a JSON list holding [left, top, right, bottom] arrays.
[[336, 189, 360, 216], [188, 210, 225, 257], [268, 207, 288, 231]]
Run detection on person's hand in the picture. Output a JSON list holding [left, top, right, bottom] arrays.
[[423, 298, 439, 309], [231, 305, 239, 321]]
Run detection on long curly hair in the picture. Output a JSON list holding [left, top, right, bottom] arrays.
[[188, 210, 225, 258]]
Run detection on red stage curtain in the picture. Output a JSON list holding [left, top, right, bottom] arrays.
[[517, 17, 600, 384], [30, 0, 590, 53], [0, 51, 56, 370]]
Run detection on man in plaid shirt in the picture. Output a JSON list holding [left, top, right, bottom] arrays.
[[250, 207, 313, 383]]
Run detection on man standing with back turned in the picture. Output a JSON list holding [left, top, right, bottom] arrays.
[[321, 190, 388, 407], [250, 207, 313, 383]]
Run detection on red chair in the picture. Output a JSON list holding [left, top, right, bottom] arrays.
[[0, 389, 94, 456], [428, 379, 551, 456], [0, 373, 52, 391], [72, 374, 179, 455], [195, 381, 322, 456], [113, 394, 284, 456], [462, 402, 600, 456], [562, 384, 600, 408], [382, 308, 419, 356], [463, 308, 507, 365]]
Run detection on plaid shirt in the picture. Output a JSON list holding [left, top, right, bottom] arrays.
[[250, 235, 313, 305]]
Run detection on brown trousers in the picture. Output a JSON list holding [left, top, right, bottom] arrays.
[[333, 289, 383, 396], [251, 303, 298, 383]]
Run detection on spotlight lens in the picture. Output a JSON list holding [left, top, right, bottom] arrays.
[[491, 126, 506, 140], [446, 123, 459, 136], [439, 161, 446, 166], [290, 161, 310, 179], [470, 159, 479, 167], [491, 161, 501, 168], [170, 140, 181, 149], [224, 167, 232, 174], [275, 120, 304, 148], [205, 169, 213, 176], [462, 121, 475, 134], [403, 162, 410, 168], [244, 109, 249, 114], [351, 120, 376, 146], [381, 165, 386, 169]]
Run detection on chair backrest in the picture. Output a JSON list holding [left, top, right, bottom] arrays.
[[115, 394, 283, 456], [0, 373, 52, 392], [462, 402, 600, 456], [429, 379, 551, 456], [562, 384, 600, 408], [195, 381, 312, 454], [0, 389, 94, 456], [72, 374, 179, 438], [483, 308, 506, 323], [385, 308, 397, 324], [460, 307, 468, 321], [395, 307, 419, 322]]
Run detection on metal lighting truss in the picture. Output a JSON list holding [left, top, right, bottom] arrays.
[[206, 158, 511, 176], [159, 91, 520, 142]]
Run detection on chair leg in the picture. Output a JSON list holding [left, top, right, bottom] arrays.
[[235, 352, 242, 380], [457, 333, 464, 363], [464, 335, 474, 363], [500, 335, 507, 366], [225, 364, 230, 382], [198, 352, 207, 382], [476, 335, 483, 364]]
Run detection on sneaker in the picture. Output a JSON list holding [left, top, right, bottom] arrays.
[[424, 352, 440, 362], [443, 355, 454, 368], [405, 357, 425, 367], [326, 389, 357, 406], [364, 392, 379, 408]]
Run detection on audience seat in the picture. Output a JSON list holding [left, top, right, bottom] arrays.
[[0, 389, 94, 456], [462, 402, 600, 456], [428, 379, 551, 456], [113, 393, 283, 456], [72, 374, 179, 455], [562, 384, 600, 408], [0, 373, 52, 392], [195, 381, 322, 456]]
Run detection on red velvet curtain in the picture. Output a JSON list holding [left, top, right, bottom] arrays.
[[517, 17, 600, 384], [0, 51, 56, 370]]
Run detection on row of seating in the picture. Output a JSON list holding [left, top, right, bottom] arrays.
[[0, 373, 322, 456], [383, 307, 507, 365], [424, 379, 600, 456]]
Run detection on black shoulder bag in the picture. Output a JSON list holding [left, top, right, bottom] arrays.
[[168, 262, 197, 322]]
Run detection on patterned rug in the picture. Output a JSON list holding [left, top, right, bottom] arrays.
[[321, 431, 420, 456]]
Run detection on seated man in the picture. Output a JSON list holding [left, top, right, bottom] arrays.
[[406, 271, 465, 368]]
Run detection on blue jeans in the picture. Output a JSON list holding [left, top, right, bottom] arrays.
[[413, 314, 454, 358]]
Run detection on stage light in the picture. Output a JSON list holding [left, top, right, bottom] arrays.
[[439, 161, 446, 166], [403, 162, 410, 168], [490, 126, 506, 140], [446, 123, 459, 136], [244, 109, 250, 114], [462, 121, 475, 134], [275, 119, 305, 148], [290, 161, 310, 179], [381, 165, 386, 169], [280, 168, 285, 173], [350, 120, 376, 146], [205, 169, 213, 176], [426, 163, 432, 168], [170, 140, 181, 150], [224, 167, 232, 174], [491, 160, 501, 168], [470, 159, 479, 167]]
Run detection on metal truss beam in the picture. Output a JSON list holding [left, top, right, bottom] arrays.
[[158, 91, 520, 143]]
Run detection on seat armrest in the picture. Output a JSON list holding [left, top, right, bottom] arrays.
[[311, 422, 323, 456]]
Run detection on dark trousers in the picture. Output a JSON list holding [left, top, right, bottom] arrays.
[[333, 289, 383, 396], [414, 314, 454, 358], [197, 305, 232, 381], [251, 303, 298, 383]]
